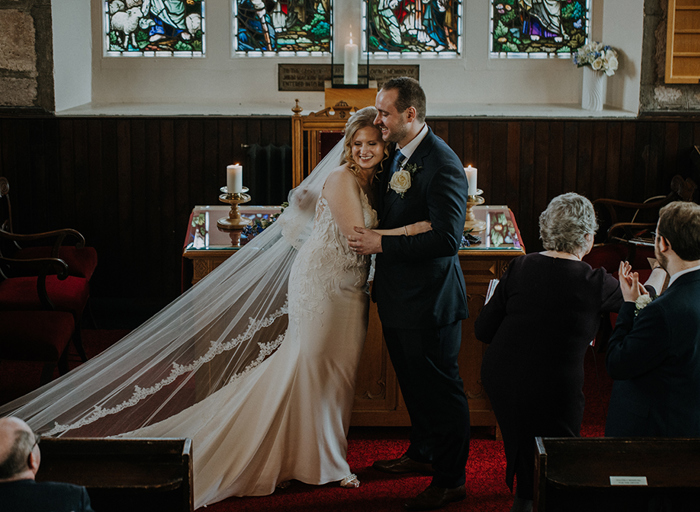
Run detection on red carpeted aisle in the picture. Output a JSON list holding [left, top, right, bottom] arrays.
[[0, 333, 613, 512]]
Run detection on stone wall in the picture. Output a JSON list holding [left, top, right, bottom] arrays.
[[0, 0, 53, 111], [640, 0, 700, 112]]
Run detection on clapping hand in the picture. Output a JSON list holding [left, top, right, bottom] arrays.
[[618, 261, 649, 303]]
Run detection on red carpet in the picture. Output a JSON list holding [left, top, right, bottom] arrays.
[[0, 333, 613, 512]]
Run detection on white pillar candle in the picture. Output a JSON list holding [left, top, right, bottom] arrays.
[[344, 33, 358, 85], [465, 165, 478, 196], [226, 164, 243, 193]]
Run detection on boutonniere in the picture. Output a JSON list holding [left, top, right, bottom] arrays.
[[634, 294, 654, 316], [389, 163, 422, 198]]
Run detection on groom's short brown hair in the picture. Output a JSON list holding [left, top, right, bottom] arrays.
[[382, 77, 426, 123], [658, 201, 700, 261]]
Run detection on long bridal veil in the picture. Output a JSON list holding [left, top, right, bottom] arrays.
[[0, 139, 347, 437]]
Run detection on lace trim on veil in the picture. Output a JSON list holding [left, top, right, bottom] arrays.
[[45, 303, 289, 437]]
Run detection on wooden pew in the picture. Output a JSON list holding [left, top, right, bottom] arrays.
[[36, 437, 193, 512], [535, 437, 700, 512]]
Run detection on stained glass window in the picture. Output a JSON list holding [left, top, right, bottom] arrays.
[[365, 0, 461, 55], [490, 0, 589, 57], [104, 0, 205, 56], [234, 0, 331, 54]]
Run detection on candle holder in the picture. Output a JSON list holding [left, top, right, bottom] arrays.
[[217, 186, 252, 230], [464, 189, 487, 232]]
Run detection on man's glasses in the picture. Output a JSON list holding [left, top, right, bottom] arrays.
[[32, 434, 41, 450]]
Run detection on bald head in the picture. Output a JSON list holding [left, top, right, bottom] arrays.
[[0, 417, 38, 481]]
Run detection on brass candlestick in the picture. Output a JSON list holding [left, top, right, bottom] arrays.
[[464, 189, 486, 232], [217, 186, 252, 230]]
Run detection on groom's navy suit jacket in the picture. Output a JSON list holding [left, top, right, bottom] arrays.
[[374, 127, 469, 329], [605, 269, 700, 437]]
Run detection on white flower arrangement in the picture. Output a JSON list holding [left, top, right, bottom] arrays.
[[634, 294, 653, 316], [389, 163, 422, 198], [574, 42, 619, 76]]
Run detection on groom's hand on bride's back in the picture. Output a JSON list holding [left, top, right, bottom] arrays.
[[348, 227, 382, 255]]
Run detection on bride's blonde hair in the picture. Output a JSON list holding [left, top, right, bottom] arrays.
[[340, 106, 389, 176]]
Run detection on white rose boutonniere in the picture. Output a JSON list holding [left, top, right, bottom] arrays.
[[634, 294, 653, 316], [389, 163, 422, 199]]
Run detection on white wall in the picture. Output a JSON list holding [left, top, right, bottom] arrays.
[[52, 0, 92, 111], [52, 0, 644, 116]]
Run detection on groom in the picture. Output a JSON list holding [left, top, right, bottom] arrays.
[[348, 77, 470, 511]]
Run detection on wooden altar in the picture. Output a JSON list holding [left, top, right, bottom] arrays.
[[183, 205, 525, 429]]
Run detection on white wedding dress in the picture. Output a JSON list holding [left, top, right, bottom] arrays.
[[123, 189, 378, 507]]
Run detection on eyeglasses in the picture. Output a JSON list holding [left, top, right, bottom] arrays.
[[32, 434, 41, 450]]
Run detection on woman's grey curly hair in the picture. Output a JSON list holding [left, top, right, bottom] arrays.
[[539, 192, 598, 255], [340, 106, 389, 175]]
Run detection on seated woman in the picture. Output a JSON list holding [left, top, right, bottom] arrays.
[[474, 193, 623, 512]]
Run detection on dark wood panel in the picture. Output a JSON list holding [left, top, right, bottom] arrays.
[[0, 115, 697, 305]]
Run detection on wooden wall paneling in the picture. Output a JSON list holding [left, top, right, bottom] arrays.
[[231, 119, 247, 179], [632, 121, 652, 202], [603, 122, 622, 200], [575, 122, 593, 198], [260, 118, 277, 147], [518, 121, 536, 248], [174, 120, 192, 297], [647, 121, 666, 198], [431, 119, 450, 148], [58, 119, 77, 230], [663, 121, 680, 184], [87, 119, 106, 252], [462, 120, 478, 169], [590, 121, 609, 200], [144, 118, 163, 298], [562, 122, 579, 195], [216, 119, 233, 204], [187, 119, 205, 205], [546, 121, 565, 203], [203, 120, 220, 204], [95, 119, 119, 297], [130, 119, 148, 258], [504, 121, 525, 223], [618, 122, 636, 202], [116, 119, 135, 295], [533, 121, 551, 222], [476, 122, 493, 205], [72, 119, 91, 233], [276, 118, 291, 147], [159, 119, 177, 299], [447, 119, 465, 165]]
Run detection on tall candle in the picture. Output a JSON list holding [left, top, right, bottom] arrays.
[[344, 33, 358, 85], [465, 165, 477, 196], [227, 164, 243, 193]]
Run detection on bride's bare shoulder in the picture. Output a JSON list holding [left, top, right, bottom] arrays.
[[324, 164, 356, 190]]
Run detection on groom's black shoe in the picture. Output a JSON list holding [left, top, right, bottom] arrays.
[[403, 484, 467, 511], [372, 455, 434, 475]]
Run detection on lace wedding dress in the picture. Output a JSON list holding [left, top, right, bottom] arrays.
[[0, 139, 377, 508], [127, 191, 378, 506]]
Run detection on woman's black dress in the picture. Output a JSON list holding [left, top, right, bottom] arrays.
[[475, 253, 622, 499]]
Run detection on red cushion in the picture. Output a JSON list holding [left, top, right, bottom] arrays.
[[0, 276, 90, 318], [584, 244, 630, 273], [0, 311, 74, 360], [14, 246, 98, 280]]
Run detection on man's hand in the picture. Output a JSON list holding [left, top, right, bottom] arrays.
[[618, 260, 648, 302], [348, 226, 382, 255]]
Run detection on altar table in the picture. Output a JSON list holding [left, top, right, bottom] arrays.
[[183, 205, 526, 429]]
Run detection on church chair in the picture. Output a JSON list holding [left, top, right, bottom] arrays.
[[0, 177, 98, 280], [584, 174, 697, 273], [291, 100, 357, 188], [0, 255, 78, 385], [0, 244, 90, 363]]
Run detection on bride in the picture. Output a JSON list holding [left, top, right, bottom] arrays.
[[0, 107, 430, 508]]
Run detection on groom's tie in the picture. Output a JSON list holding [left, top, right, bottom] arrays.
[[389, 149, 405, 178]]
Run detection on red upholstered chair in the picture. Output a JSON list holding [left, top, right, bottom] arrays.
[[0, 177, 98, 280], [0, 241, 90, 363], [0, 256, 80, 385]]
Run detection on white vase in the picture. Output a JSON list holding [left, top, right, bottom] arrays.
[[581, 66, 607, 111]]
